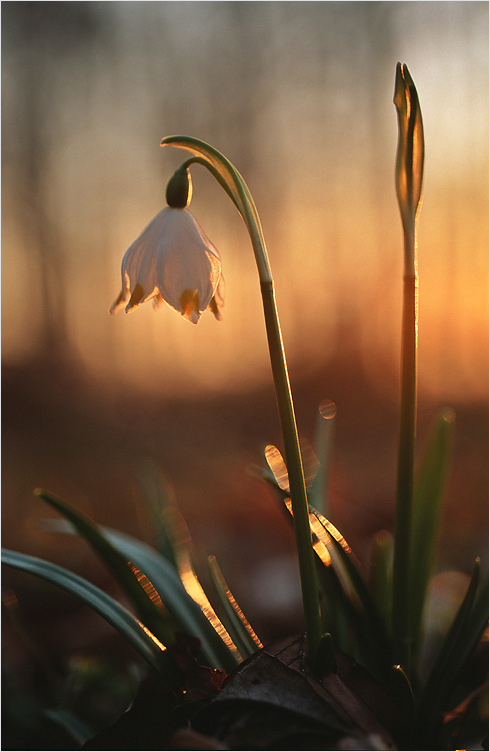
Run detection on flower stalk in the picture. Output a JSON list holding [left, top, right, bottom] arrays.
[[260, 276, 323, 663], [161, 136, 322, 664], [392, 63, 425, 672]]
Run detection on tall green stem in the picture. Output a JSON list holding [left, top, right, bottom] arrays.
[[393, 232, 418, 669], [260, 278, 322, 662], [392, 63, 424, 671], [161, 136, 322, 664]]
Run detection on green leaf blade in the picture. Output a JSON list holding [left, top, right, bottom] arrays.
[[410, 409, 455, 660], [309, 400, 337, 517], [310, 507, 393, 678], [264, 442, 392, 678], [102, 528, 242, 672], [36, 488, 174, 648], [46, 519, 240, 673], [370, 529, 393, 631], [132, 462, 243, 669], [416, 559, 489, 743], [2, 549, 171, 678], [208, 555, 263, 659]]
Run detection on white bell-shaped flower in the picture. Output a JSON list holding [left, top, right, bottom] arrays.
[[110, 207, 224, 324]]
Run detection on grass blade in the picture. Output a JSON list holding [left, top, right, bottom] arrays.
[[316, 559, 357, 656], [103, 528, 242, 672], [136, 460, 181, 567]]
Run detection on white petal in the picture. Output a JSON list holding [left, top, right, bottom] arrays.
[[155, 209, 221, 315], [109, 289, 128, 315], [112, 206, 223, 322], [121, 208, 172, 305], [214, 275, 225, 308], [179, 289, 201, 324]]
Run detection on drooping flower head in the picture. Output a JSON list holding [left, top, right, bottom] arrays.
[[110, 167, 224, 324]]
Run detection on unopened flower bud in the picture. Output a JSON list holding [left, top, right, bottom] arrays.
[[394, 63, 424, 232]]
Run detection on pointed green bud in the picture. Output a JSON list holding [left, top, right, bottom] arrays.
[[166, 166, 193, 208], [394, 63, 425, 233]]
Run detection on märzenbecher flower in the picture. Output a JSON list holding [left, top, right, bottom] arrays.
[[110, 202, 224, 324]]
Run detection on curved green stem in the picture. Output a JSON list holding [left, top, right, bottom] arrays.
[[162, 136, 322, 664]]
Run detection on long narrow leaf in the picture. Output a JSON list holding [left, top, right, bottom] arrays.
[[453, 576, 488, 681], [416, 560, 488, 741], [316, 558, 357, 656], [103, 529, 241, 672], [208, 555, 262, 659], [1, 549, 171, 678], [266, 444, 365, 607], [370, 529, 394, 631], [423, 559, 480, 697], [36, 488, 174, 647], [309, 400, 337, 517], [42, 708, 93, 747], [264, 444, 392, 679], [46, 519, 240, 673], [264, 442, 320, 497], [410, 409, 455, 659], [310, 507, 393, 676], [136, 460, 181, 568], [134, 467, 243, 668]]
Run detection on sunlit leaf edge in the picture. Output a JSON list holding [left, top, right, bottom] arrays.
[[262, 445, 392, 677], [310, 508, 393, 673], [134, 461, 242, 668], [45, 518, 240, 673], [208, 554, 263, 659]]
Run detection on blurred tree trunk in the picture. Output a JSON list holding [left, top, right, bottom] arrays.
[[2, 3, 100, 359]]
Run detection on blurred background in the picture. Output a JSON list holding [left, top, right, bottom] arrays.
[[2, 1, 488, 658]]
